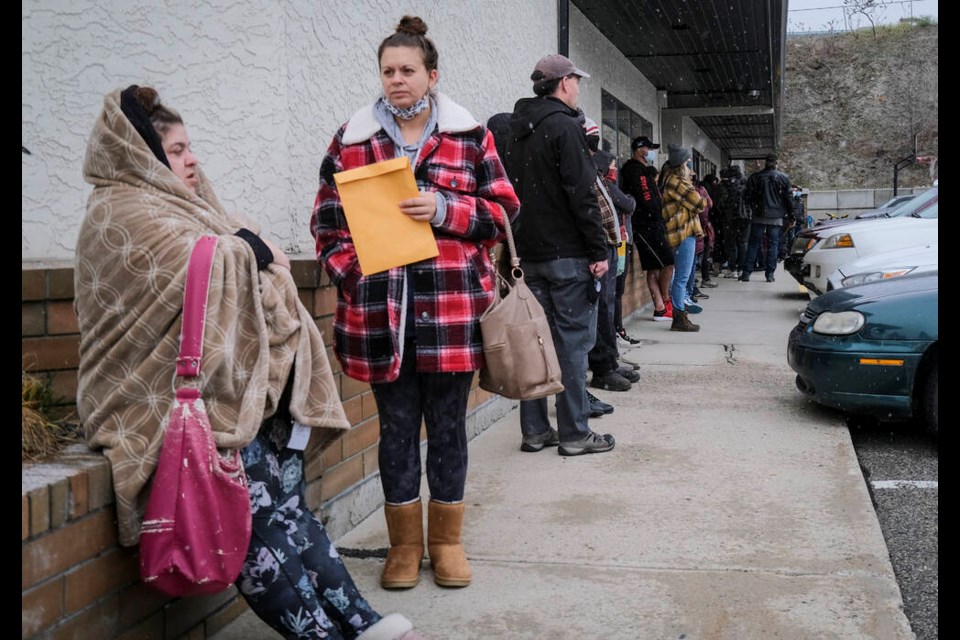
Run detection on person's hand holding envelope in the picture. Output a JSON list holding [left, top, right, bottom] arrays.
[[333, 156, 440, 275]]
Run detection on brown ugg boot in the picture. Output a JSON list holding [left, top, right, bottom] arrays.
[[670, 308, 701, 332], [427, 500, 472, 587], [381, 501, 424, 589]]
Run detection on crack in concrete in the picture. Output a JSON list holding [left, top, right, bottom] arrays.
[[723, 344, 738, 365]]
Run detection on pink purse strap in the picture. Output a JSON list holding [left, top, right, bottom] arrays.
[[175, 235, 220, 379]]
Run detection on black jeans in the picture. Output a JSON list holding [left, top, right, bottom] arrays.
[[371, 338, 473, 504], [588, 246, 619, 376], [723, 218, 751, 271]]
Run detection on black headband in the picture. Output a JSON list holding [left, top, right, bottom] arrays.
[[119, 85, 170, 169]]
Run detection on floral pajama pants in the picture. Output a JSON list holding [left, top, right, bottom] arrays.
[[237, 417, 381, 640]]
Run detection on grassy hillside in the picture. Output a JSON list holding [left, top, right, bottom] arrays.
[[781, 22, 938, 190]]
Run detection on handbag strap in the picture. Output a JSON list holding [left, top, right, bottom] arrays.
[[502, 212, 520, 271], [499, 213, 528, 288], [175, 235, 220, 379]]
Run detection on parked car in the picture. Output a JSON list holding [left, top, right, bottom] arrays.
[[826, 242, 938, 291], [788, 271, 938, 433], [857, 186, 937, 220], [800, 216, 938, 295], [854, 194, 916, 219], [810, 186, 937, 229], [785, 187, 937, 287]]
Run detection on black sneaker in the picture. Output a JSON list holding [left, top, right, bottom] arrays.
[[701, 280, 719, 288], [559, 432, 616, 456], [587, 391, 614, 417], [520, 427, 560, 452], [591, 371, 632, 391], [616, 327, 641, 345], [615, 366, 640, 383]]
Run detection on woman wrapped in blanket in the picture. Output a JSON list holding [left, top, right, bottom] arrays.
[[76, 85, 421, 640], [311, 16, 519, 591]]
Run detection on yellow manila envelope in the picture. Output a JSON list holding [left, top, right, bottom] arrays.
[[333, 156, 439, 275]]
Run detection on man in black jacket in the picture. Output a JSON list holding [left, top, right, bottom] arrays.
[[505, 54, 615, 457], [743, 154, 794, 282]]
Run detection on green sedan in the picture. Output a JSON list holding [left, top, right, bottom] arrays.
[[788, 271, 938, 433]]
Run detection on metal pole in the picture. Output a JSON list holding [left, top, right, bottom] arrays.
[[558, 0, 569, 56], [892, 154, 916, 196]]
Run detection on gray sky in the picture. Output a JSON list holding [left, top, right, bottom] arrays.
[[787, 0, 938, 33]]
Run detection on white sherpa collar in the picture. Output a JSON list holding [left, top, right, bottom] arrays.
[[341, 92, 480, 145]]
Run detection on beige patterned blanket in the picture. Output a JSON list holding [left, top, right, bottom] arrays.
[[75, 89, 349, 546]]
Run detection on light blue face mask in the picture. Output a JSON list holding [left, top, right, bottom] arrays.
[[645, 150, 656, 164]]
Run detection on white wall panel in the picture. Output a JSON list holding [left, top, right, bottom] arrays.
[[22, 0, 555, 260]]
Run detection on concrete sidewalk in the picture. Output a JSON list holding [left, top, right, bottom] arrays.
[[214, 265, 913, 639]]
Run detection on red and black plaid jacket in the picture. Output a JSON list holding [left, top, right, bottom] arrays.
[[311, 94, 520, 383]]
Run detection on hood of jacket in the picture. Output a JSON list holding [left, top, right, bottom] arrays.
[[342, 91, 479, 145], [510, 96, 576, 140]]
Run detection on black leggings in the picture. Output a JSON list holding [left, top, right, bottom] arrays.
[[371, 338, 473, 504]]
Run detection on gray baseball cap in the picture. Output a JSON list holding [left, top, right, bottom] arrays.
[[530, 54, 590, 82]]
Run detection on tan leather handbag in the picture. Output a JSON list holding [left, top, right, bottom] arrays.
[[479, 216, 564, 400]]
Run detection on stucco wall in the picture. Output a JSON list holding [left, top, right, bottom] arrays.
[[22, 0, 555, 261]]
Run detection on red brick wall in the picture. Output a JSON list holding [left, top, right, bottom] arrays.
[[21, 255, 651, 639]]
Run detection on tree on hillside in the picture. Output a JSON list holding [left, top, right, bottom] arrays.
[[844, 0, 883, 39]]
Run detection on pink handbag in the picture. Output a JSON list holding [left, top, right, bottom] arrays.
[[139, 235, 252, 597]]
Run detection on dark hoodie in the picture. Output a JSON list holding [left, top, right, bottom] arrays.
[[505, 96, 607, 263], [717, 165, 750, 221]]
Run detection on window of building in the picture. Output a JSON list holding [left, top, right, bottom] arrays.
[[692, 149, 716, 182], [601, 90, 652, 168]]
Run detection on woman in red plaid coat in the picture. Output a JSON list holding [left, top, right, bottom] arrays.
[[310, 16, 519, 593]]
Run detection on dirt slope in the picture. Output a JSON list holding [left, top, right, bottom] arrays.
[[780, 23, 938, 189]]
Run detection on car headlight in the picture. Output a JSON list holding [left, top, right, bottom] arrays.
[[811, 311, 865, 335], [841, 268, 916, 288], [791, 236, 817, 254], [821, 233, 855, 249]]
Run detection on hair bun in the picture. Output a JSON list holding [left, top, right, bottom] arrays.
[[397, 15, 427, 36], [132, 86, 161, 115]]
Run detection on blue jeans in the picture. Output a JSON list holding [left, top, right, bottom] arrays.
[[686, 252, 699, 298], [744, 223, 780, 279], [670, 236, 696, 312], [519, 257, 597, 442]]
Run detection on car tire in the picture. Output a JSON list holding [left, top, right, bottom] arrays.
[[923, 356, 938, 435]]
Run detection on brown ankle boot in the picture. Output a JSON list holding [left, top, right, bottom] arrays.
[[427, 500, 471, 587], [381, 501, 424, 589], [671, 308, 701, 332]]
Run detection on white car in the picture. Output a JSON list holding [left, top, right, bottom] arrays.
[[825, 242, 938, 291], [801, 217, 938, 295]]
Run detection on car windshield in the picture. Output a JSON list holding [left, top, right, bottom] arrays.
[[883, 186, 938, 218], [912, 202, 938, 219], [878, 195, 914, 209]]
